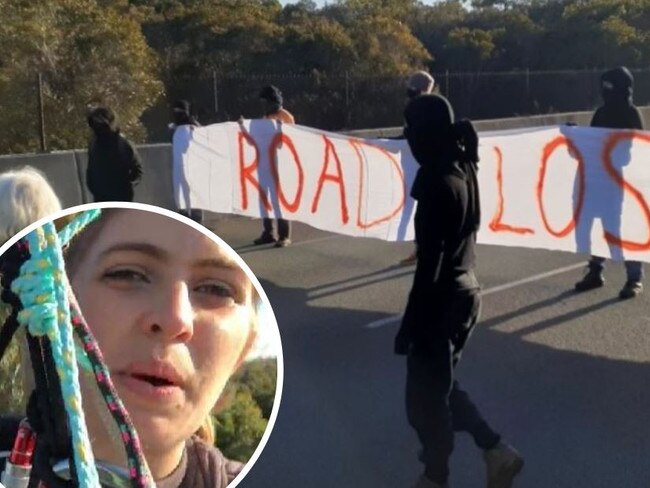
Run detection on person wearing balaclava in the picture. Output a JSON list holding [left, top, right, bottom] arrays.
[[574, 66, 645, 299], [394, 94, 523, 488], [253, 85, 295, 247], [399, 71, 436, 266], [169, 99, 201, 130], [86, 106, 143, 202]]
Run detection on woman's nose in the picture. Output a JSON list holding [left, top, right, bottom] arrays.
[[144, 281, 194, 342]]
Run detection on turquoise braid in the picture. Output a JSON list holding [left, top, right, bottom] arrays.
[[12, 210, 154, 488], [57, 208, 102, 247], [12, 221, 101, 488]]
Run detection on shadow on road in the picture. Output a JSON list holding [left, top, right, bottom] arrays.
[[242, 279, 650, 488]]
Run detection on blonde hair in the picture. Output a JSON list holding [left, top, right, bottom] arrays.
[[0, 167, 62, 244]]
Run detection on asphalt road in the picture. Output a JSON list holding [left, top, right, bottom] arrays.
[[205, 213, 650, 488]]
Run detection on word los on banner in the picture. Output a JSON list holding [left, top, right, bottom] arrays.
[[489, 131, 650, 252]]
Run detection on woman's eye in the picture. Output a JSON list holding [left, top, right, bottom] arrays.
[[102, 268, 149, 283], [195, 282, 235, 298]]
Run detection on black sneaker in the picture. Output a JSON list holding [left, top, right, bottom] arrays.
[[574, 270, 605, 292], [253, 233, 276, 245], [619, 281, 643, 300]]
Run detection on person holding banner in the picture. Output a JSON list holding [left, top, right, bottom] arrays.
[[394, 94, 523, 488], [574, 66, 645, 299], [253, 85, 295, 248]]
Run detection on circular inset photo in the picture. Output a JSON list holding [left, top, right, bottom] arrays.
[[0, 202, 283, 488]]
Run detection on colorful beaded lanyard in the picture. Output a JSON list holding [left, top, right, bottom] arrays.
[[11, 209, 154, 488]]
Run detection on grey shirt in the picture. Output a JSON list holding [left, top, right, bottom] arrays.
[[156, 437, 244, 488]]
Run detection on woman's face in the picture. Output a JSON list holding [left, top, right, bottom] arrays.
[[70, 210, 255, 451]]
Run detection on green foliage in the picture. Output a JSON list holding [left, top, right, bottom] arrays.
[[213, 390, 268, 462], [0, 305, 26, 416], [0, 0, 163, 154], [4, 0, 650, 151], [214, 358, 277, 462]]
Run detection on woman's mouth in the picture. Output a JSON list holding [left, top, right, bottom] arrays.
[[130, 373, 175, 387], [115, 361, 185, 403]]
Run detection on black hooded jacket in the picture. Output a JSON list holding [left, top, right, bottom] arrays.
[[591, 67, 644, 130], [394, 95, 482, 354], [86, 110, 143, 202], [405, 96, 481, 291]]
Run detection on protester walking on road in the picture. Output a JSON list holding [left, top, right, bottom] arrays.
[[399, 70, 436, 266], [86, 106, 143, 202], [394, 94, 523, 488], [253, 85, 295, 248], [574, 66, 645, 299]]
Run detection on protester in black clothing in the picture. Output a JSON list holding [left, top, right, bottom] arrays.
[[86, 107, 142, 202], [574, 66, 645, 299], [170, 99, 201, 130], [253, 85, 295, 248], [399, 71, 436, 266], [394, 94, 523, 488], [169, 100, 204, 225]]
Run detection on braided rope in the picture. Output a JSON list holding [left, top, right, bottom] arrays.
[[69, 301, 153, 487], [57, 209, 102, 248], [12, 222, 101, 488], [10, 210, 154, 488]]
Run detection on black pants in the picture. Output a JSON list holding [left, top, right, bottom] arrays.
[[406, 291, 500, 484], [178, 208, 204, 224], [262, 218, 291, 240]]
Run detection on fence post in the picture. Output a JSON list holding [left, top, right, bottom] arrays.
[[345, 70, 351, 128], [445, 69, 450, 97], [212, 69, 218, 114], [525, 67, 530, 113], [345, 71, 350, 109], [37, 73, 47, 152]]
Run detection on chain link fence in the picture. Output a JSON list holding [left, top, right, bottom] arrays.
[[16, 69, 650, 151]]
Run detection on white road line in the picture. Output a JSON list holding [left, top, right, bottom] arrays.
[[481, 262, 585, 296], [364, 262, 585, 329]]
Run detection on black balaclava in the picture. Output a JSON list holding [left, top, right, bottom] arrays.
[[404, 94, 481, 230], [601, 66, 634, 107], [259, 85, 283, 115], [87, 107, 119, 139], [171, 99, 198, 126], [404, 94, 456, 168]]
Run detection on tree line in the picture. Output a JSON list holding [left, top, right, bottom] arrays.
[[2, 0, 649, 153]]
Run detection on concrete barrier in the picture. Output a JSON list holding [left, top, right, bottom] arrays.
[[2, 107, 648, 209], [0, 151, 85, 208], [344, 106, 650, 139], [74, 143, 176, 210], [133, 144, 176, 210]]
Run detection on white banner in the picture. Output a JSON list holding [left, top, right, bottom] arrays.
[[173, 121, 650, 263]]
